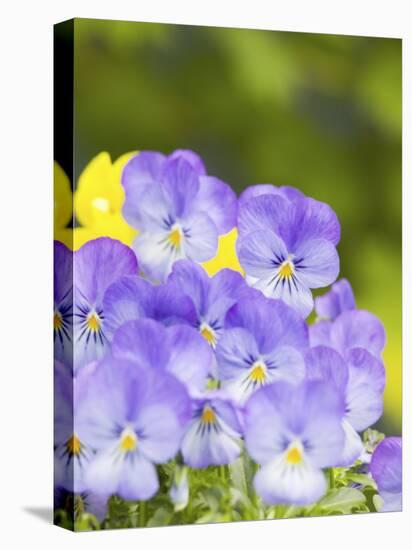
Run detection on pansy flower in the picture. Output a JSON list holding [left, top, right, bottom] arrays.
[[54, 361, 94, 494], [102, 275, 197, 341], [237, 195, 340, 317], [54, 488, 108, 524], [122, 151, 237, 281], [181, 391, 243, 468], [216, 295, 308, 403], [244, 380, 345, 505], [167, 259, 258, 351], [54, 241, 73, 366], [78, 357, 191, 501], [74, 238, 138, 370], [370, 437, 402, 512], [306, 346, 385, 465], [111, 318, 213, 395], [309, 309, 386, 362]]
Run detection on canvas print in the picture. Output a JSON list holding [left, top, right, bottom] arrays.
[[53, 19, 402, 531]]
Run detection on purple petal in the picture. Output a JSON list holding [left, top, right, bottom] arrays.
[[75, 238, 138, 306], [192, 176, 237, 234], [167, 149, 207, 175], [166, 325, 213, 393], [168, 259, 208, 317], [347, 347, 386, 394], [238, 194, 288, 237], [305, 346, 349, 390], [309, 320, 332, 347], [279, 197, 341, 251], [239, 184, 305, 208], [330, 310, 386, 360], [345, 377, 383, 432], [111, 318, 170, 371], [54, 241, 73, 304], [181, 211, 219, 262], [294, 238, 340, 289], [370, 437, 402, 495], [123, 179, 173, 233], [224, 296, 308, 353], [315, 278, 356, 320], [103, 276, 154, 340], [161, 157, 200, 219]]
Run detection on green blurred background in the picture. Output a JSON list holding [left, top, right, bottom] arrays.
[[73, 19, 402, 434]]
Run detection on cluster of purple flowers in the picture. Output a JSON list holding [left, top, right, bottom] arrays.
[[54, 149, 401, 516]]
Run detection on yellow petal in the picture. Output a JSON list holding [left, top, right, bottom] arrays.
[[202, 228, 244, 276], [54, 162, 73, 230], [74, 151, 138, 227]]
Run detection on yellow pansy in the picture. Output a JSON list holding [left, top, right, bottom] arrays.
[[74, 151, 138, 248], [202, 228, 244, 276]]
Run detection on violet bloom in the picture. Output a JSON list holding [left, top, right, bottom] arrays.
[[370, 437, 402, 512], [306, 346, 385, 466], [111, 318, 213, 395], [315, 278, 356, 320], [181, 391, 243, 468], [309, 309, 386, 362], [167, 259, 259, 350], [74, 238, 138, 370], [122, 151, 237, 282], [54, 241, 73, 366], [244, 380, 345, 505], [237, 195, 340, 318], [78, 357, 191, 501], [54, 361, 93, 494], [103, 275, 197, 340], [216, 295, 308, 403], [239, 183, 304, 208]]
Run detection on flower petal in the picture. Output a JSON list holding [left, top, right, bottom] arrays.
[[193, 175, 237, 234], [237, 229, 289, 280], [75, 237, 138, 305], [294, 238, 340, 289], [370, 437, 402, 494], [168, 149, 207, 175], [133, 230, 184, 282], [315, 278, 356, 320], [340, 419, 364, 466], [103, 276, 154, 340], [330, 310, 386, 360], [254, 457, 327, 506], [182, 211, 219, 262], [239, 184, 304, 208], [305, 346, 349, 390], [161, 157, 200, 218], [238, 194, 288, 237]]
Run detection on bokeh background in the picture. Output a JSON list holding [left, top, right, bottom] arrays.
[[72, 18, 402, 433]]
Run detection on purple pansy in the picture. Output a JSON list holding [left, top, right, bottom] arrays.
[[315, 278, 356, 320], [54, 361, 94, 494], [216, 295, 308, 403], [309, 309, 386, 362], [181, 391, 243, 468], [54, 488, 108, 523], [74, 238, 138, 371], [237, 195, 340, 318], [78, 357, 191, 501], [54, 241, 73, 366], [103, 275, 197, 340], [306, 346, 385, 465], [370, 437, 402, 512], [111, 318, 213, 395], [239, 183, 304, 208], [122, 150, 238, 282], [244, 380, 345, 505], [167, 259, 258, 351]]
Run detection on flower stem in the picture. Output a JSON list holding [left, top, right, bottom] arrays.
[[328, 468, 335, 489], [139, 501, 146, 527]]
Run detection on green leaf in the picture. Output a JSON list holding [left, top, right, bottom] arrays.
[[344, 473, 377, 490], [315, 488, 366, 515]]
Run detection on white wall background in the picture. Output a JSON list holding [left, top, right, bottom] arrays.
[[0, 1, 409, 548]]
